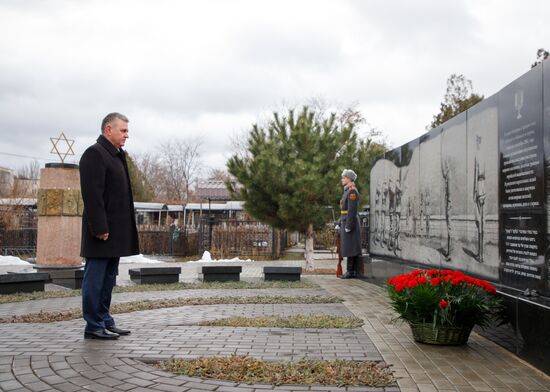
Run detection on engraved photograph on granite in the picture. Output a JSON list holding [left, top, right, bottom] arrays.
[[418, 128, 443, 265], [465, 96, 499, 279], [440, 114, 468, 267]]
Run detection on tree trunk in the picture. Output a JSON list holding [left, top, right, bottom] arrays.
[[304, 223, 315, 271]]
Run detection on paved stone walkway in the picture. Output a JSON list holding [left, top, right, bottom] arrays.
[[0, 263, 549, 391], [317, 276, 550, 392]]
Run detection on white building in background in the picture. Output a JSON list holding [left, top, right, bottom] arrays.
[[0, 167, 39, 198], [0, 167, 15, 196]]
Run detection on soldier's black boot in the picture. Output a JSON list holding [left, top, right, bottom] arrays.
[[340, 257, 356, 279]]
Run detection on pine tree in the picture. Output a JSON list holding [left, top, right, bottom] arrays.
[[127, 154, 155, 202], [227, 107, 358, 269]]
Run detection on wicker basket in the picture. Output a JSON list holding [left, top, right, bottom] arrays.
[[409, 323, 473, 345]]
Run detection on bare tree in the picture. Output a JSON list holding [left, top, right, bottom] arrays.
[[229, 129, 251, 161], [132, 152, 165, 200], [158, 138, 202, 203], [208, 168, 230, 181], [11, 159, 41, 198], [17, 159, 40, 180]]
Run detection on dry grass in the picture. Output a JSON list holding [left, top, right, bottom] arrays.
[[0, 295, 342, 323], [158, 356, 395, 387], [200, 314, 363, 328]]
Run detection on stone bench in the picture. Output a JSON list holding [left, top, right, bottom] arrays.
[[129, 267, 181, 284], [49, 269, 84, 289], [263, 266, 302, 281], [0, 272, 50, 294], [202, 266, 242, 282]]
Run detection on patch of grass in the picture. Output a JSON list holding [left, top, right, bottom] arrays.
[[0, 290, 81, 304], [200, 314, 364, 328], [113, 280, 318, 293], [276, 252, 305, 260], [0, 295, 342, 323], [158, 356, 395, 387], [0, 281, 319, 305]]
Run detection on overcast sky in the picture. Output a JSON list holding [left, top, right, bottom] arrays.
[[0, 0, 548, 175]]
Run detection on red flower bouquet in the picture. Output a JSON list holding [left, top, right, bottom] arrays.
[[386, 269, 501, 344]]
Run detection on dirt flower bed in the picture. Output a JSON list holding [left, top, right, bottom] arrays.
[[200, 314, 363, 328], [0, 281, 318, 305], [0, 295, 342, 323], [158, 356, 395, 387]]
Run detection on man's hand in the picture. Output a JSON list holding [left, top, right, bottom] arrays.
[[96, 233, 109, 241], [334, 224, 340, 231], [345, 228, 351, 233]]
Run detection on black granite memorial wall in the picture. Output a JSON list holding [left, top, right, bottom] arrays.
[[369, 61, 550, 373]]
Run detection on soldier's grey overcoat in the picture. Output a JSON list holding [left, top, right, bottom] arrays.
[[339, 182, 362, 257]]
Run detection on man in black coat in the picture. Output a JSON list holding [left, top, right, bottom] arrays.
[[80, 112, 139, 340], [338, 169, 362, 279]]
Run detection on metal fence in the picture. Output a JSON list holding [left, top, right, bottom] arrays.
[[137, 224, 199, 257], [0, 210, 289, 259], [0, 228, 37, 258], [0, 210, 37, 258], [199, 218, 288, 259]]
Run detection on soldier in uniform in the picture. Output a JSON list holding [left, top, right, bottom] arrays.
[[338, 169, 362, 279]]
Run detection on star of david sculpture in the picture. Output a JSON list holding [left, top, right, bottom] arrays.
[[50, 132, 75, 164]]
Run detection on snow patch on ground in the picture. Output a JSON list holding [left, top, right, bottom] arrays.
[[0, 255, 31, 266], [119, 254, 164, 264], [186, 251, 253, 263]]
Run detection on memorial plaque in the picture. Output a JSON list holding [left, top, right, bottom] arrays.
[[499, 66, 544, 210], [62, 189, 82, 216], [543, 59, 550, 294], [498, 66, 545, 291], [46, 189, 63, 216], [37, 189, 48, 216], [500, 212, 546, 290]]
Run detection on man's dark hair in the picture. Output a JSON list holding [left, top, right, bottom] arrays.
[[101, 112, 129, 132]]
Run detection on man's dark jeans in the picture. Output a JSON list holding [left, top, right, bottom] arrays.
[[82, 257, 119, 331]]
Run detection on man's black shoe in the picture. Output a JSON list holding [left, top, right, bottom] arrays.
[[106, 325, 131, 336], [84, 329, 119, 340]]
